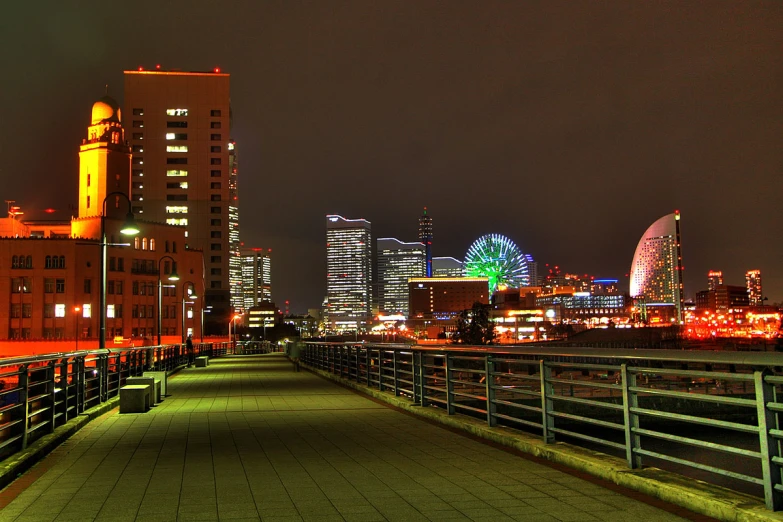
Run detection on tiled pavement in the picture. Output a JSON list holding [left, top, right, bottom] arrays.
[[0, 354, 700, 522]]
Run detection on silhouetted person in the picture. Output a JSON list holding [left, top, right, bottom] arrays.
[[186, 336, 194, 368]]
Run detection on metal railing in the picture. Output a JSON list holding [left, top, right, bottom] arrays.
[[302, 342, 783, 511], [0, 341, 230, 461]]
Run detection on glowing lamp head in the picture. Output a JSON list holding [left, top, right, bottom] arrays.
[[120, 212, 140, 236]]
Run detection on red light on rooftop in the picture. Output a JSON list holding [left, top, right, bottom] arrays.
[[44, 208, 56, 214], [155, 64, 161, 70], [138, 66, 144, 71], [214, 67, 221, 73]]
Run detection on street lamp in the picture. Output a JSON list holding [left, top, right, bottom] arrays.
[[74, 306, 81, 351], [229, 314, 242, 347], [100, 192, 139, 349], [181, 281, 198, 343], [156, 255, 180, 346]]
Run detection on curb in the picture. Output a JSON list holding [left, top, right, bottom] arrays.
[[307, 365, 783, 522], [0, 396, 119, 491]]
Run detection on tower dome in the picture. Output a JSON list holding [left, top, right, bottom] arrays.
[[91, 96, 121, 125]]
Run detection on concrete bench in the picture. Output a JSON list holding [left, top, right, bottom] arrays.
[[195, 356, 209, 368], [127, 376, 161, 404], [120, 385, 150, 413], [143, 371, 168, 396]]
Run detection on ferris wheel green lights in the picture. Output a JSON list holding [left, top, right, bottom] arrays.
[[464, 233, 531, 294]]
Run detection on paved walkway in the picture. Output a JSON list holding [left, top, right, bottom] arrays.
[[0, 354, 702, 522]]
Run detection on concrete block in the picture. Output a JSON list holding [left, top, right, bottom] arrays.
[[120, 385, 150, 414], [195, 356, 209, 368], [143, 371, 168, 396], [126, 377, 161, 404]]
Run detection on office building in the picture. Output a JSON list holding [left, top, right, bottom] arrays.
[[746, 270, 762, 305], [325, 215, 372, 330], [228, 140, 241, 312], [629, 211, 684, 323], [123, 67, 233, 334], [707, 270, 723, 292], [418, 208, 433, 277], [377, 238, 426, 316], [239, 247, 272, 310], [432, 257, 464, 277]]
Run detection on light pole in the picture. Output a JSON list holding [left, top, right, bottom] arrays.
[[74, 306, 81, 351], [99, 192, 139, 349], [229, 314, 241, 347], [181, 281, 198, 343], [157, 255, 180, 346]]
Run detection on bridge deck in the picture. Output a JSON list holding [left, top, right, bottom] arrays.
[[0, 354, 705, 521]]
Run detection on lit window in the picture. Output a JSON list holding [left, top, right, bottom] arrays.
[[228, 142, 235, 151], [83, 304, 91, 318], [55, 304, 65, 318], [180, 182, 188, 189], [107, 304, 115, 318], [166, 218, 188, 226], [165, 206, 188, 214], [166, 108, 189, 116], [166, 145, 188, 153], [166, 133, 175, 140], [166, 170, 188, 177]]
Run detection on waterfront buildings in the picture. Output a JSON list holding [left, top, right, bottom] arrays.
[[123, 68, 234, 334], [376, 238, 426, 316], [746, 270, 763, 305], [432, 257, 464, 277], [418, 208, 433, 277], [239, 247, 272, 310], [325, 215, 372, 331], [629, 211, 684, 323]]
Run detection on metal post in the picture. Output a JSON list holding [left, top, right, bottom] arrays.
[[445, 354, 455, 415], [392, 351, 399, 396], [485, 355, 496, 427], [77, 357, 85, 414], [48, 360, 56, 433], [157, 274, 162, 346], [540, 360, 555, 443], [418, 352, 428, 407], [99, 215, 107, 349], [755, 371, 783, 510], [19, 365, 29, 450], [621, 364, 642, 469]]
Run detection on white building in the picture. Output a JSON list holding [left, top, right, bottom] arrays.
[[325, 215, 371, 330], [377, 238, 426, 317]]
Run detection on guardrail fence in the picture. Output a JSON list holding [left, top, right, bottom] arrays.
[[302, 342, 783, 511]]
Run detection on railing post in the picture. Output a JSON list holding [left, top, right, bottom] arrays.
[[19, 365, 29, 450], [354, 348, 360, 381], [445, 354, 455, 415], [419, 351, 428, 407], [755, 370, 782, 511], [621, 364, 642, 469], [77, 357, 86, 413], [540, 360, 555, 443], [392, 351, 399, 396], [378, 351, 384, 391], [337, 346, 343, 377], [485, 355, 496, 427], [48, 360, 56, 433]]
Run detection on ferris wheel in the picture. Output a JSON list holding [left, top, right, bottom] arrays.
[[464, 234, 530, 294]]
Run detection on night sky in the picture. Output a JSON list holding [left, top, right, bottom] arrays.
[[2, 2, 781, 312]]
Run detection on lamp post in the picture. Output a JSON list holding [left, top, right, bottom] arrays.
[[181, 281, 198, 343], [74, 306, 81, 352], [229, 314, 241, 347], [99, 192, 139, 349], [157, 255, 180, 346]]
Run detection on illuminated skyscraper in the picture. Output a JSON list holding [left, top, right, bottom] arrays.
[[325, 215, 371, 330], [629, 211, 684, 322], [746, 269, 762, 305], [377, 238, 426, 316], [240, 247, 272, 310], [418, 208, 433, 277], [123, 68, 233, 333], [432, 257, 464, 277], [707, 270, 723, 292], [228, 140, 241, 312]]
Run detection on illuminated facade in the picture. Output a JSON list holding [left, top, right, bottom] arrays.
[[432, 257, 464, 277], [418, 208, 433, 277], [746, 270, 762, 305], [325, 215, 372, 330], [707, 270, 723, 292], [377, 238, 425, 316], [629, 211, 684, 322], [239, 247, 272, 311], [228, 140, 241, 312], [464, 234, 532, 294], [123, 68, 232, 334], [408, 277, 488, 320]]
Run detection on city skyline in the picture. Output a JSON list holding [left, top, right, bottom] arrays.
[[1, 2, 782, 312]]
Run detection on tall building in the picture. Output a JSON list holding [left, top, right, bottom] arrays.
[[239, 247, 272, 310], [418, 208, 433, 277], [325, 215, 371, 331], [377, 238, 426, 316], [746, 269, 763, 305], [629, 211, 684, 323], [432, 257, 464, 277], [228, 140, 242, 312], [707, 270, 723, 292], [123, 68, 233, 333]]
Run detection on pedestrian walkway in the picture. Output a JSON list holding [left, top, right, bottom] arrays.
[[0, 354, 706, 521]]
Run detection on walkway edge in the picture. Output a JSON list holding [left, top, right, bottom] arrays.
[[307, 365, 783, 522], [0, 397, 119, 491]]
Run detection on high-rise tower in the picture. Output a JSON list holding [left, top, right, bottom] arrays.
[[228, 140, 242, 312], [78, 96, 131, 219], [418, 207, 433, 277], [325, 215, 372, 330], [707, 270, 723, 292], [239, 247, 272, 310], [377, 238, 426, 316], [123, 68, 232, 333], [746, 269, 762, 305]]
